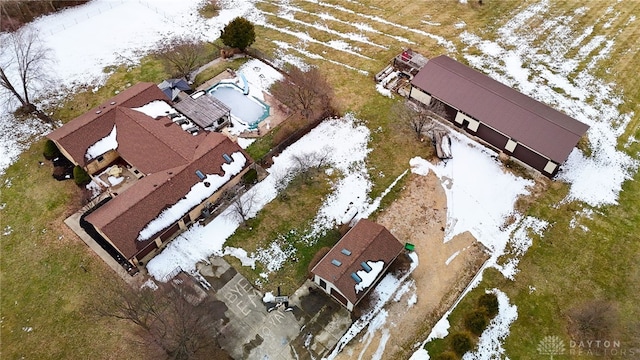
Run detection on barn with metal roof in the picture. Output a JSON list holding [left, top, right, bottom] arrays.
[[410, 55, 589, 176]]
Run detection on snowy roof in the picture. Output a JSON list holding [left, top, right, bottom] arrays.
[[50, 83, 253, 259], [311, 219, 404, 306], [411, 55, 589, 163], [47, 83, 204, 173], [86, 134, 251, 259]]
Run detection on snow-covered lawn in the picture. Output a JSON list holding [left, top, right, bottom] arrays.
[[147, 114, 389, 280]]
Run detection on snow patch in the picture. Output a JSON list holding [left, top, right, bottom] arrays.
[[85, 125, 117, 160]]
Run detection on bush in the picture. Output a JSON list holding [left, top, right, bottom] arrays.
[[242, 168, 258, 185], [43, 139, 61, 160], [220, 17, 255, 50], [435, 351, 458, 360], [450, 332, 473, 356], [73, 166, 91, 186], [477, 293, 499, 318], [464, 309, 489, 336]]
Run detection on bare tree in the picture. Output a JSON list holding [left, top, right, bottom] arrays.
[[0, 25, 54, 118], [96, 280, 229, 360], [270, 65, 334, 120], [391, 99, 446, 139], [290, 147, 331, 183], [568, 300, 617, 341], [155, 37, 209, 81], [224, 186, 257, 224]]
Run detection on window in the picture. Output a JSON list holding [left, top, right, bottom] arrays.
[[195, 170, 206, 180], [331, 259, 342, 267], [350, 273, 362, 283], [341, 248, 352, 256], [97, 155, 104, 162], [222, 153, 233, 164], [361, 262, 372, 272], [319, 278, 327, 290]]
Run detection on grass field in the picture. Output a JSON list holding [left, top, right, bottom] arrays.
[[2, 0, 639, 358]]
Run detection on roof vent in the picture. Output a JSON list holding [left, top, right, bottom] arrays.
[[341, 248, 352, 256], [110, 101, 116, 105], [195, 170, 206, 180], [222, 153, 233, 164], [361, 262, 372, 272], [95, 110, 101, 114], [351, 273, 362, 283], [331, 259, 342, 267]]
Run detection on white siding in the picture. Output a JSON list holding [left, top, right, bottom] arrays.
[[410, 87, 432, 105]]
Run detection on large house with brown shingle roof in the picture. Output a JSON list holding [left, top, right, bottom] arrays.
[[48, 83, 254, 272], [410, 55, 589, 177], [311, 219, 404, 311]]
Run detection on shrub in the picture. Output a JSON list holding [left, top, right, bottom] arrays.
[[435, 351, 458, 360], [242, 168, 258, 185], [464, 309, 489, 336], [43, 139, 61, 160], [477, 293, 499, 318], [73, 166, 91, 186], [220, 17, 255, 50], [450, 332, 473, 356]]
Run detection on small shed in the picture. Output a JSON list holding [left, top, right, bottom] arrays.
[[311, 219, 404, 311], [174, 93, 231, 131]]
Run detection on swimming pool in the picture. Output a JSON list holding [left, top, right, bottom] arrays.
[[208, 82, 269, 129]]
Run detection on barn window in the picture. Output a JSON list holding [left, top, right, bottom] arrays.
[[505, 139, 518, 152], [543, 161, 557, 174]]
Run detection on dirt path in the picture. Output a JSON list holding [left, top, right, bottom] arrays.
[[334, 171, 489, 359]]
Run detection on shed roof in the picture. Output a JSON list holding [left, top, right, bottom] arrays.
[[411, 55, 589, 163], [311, 219, 403, 306], [174, 94, 230, 129]]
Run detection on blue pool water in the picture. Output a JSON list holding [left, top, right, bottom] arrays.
[[208, 83, 269, 128]]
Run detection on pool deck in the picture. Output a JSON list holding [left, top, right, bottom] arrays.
[[194, 65, 291, 142]]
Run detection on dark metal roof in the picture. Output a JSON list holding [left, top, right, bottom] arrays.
[[411, 55, 589, 163], [174, 94, 230, 129]]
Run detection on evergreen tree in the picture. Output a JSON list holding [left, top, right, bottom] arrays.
[[220, 17, 255, 50]]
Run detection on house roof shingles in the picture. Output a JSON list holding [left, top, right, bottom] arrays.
[[86, 134, 245, 259], [311, 219, 404, 306], [49, 82, 253, 260], [411, 55, 589, 163]]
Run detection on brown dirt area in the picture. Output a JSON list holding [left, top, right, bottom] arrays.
[[334, 171, 490, 359]]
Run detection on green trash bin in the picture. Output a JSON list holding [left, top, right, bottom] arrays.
[[404, 243, 415, 251]]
